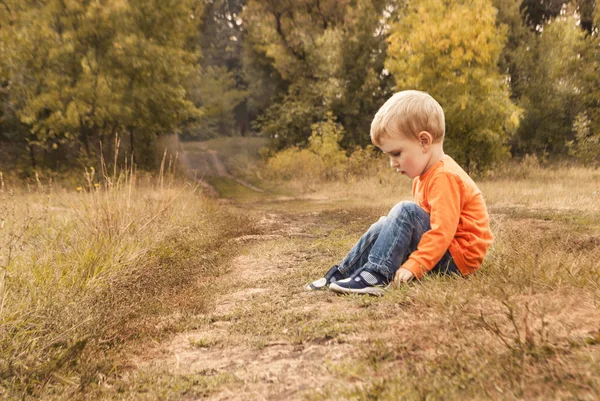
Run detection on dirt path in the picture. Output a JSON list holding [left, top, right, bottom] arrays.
[[133, 205, 359, 400], [180, 143, 264, 195]]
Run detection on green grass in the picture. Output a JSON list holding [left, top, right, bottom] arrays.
[[206, 175, 273, 201]]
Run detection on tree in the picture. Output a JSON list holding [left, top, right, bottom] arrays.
[[518, 0, 594, 32], [184, 66, 247, 140], [575, 0, 596, 33], [242, 0, 349, 149], [241, 34, 287, 132], [243, 0, 398, 150], [331, 0, 397, 148], [581, 2, 600, 131], [2, 0, 203, 171], [386, 0, 521, 173], [574, 1, 600, 160], [192, 0, 250, 137], [520, 0, 567, 28], [512, 9, 585, 156], [114, 0, 202, 167], [0, 1, 29, 169], [493, 0, 534, 101]]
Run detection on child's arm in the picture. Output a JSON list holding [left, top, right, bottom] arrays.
[[398, 173, 462, 280]]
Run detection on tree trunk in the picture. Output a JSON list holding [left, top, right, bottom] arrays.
[[80, 122, 91, 156], [235, 99, 249, 136], [29, 143, 36, 170], [129, 128, 135, 157], [106, 123, 120, 169]]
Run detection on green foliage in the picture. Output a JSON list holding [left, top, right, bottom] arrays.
[[512, 11, 586, 156], [492, 0, 533, 99], [386, 0, 521, 173], [195, 0, 250, 137], [184, 66, 248, 139], [576, 0, 596, 33], [346, 145, 382, 177], [265, 113, 347, 181], [567, 113, 600, 166], [520, 0, 568, 27], [242, 39, 287, 126], [265, 147, 325, 181], [578, 5, 600, 142], [331, 0, 396, 148], [244, 0, 395, 150], [308, 113, 348, 180], [264, 112, 392, 184], [3, 0, 600, 173], [1, 0, 202, 172], [254, 83, 326, 149], [199, 0, 245, 72]]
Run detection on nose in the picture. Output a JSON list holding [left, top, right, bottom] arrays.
[[390, 158, 398, 168]]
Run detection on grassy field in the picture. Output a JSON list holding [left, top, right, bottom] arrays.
[[0, 167, 260, 399], [1, 139, 599, 400]]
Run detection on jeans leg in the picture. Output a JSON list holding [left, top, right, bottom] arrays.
[[337, 216, 386, 277], [361, 201, 432, 281], [338, 201, 459, 281]]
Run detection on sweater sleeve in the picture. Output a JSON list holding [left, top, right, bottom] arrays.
[[401, 173, 462, 279]]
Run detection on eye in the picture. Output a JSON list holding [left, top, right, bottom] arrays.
[[391, 152, 400, 157]]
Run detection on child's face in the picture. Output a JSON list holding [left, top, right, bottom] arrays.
[[378, 132, 432, 179]]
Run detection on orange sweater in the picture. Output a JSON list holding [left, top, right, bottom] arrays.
[[401, 155, 493, 279]]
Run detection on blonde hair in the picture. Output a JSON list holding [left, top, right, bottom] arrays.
[[370, 90, 445, 146]]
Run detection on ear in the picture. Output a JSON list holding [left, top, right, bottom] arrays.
[[418, 131, 433, 151]]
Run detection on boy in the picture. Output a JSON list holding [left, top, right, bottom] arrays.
[[306, 90, 493, 295]]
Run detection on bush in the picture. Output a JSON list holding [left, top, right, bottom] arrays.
[[262, 113, 402, 185], [307, 113, 348, 180], [265, 147, 326, 181], [346, 145, 381, 177], [567, 113, 600, 166], [264, 112, 347, 181]]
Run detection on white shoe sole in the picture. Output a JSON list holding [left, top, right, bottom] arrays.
[[329, 282, 386, 296], [305, 277, 328, 291]]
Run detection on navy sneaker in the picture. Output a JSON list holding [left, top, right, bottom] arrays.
[[306, 265, 344, 291], [329, 267, 389, 296]]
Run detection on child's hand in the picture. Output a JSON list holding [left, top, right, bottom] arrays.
[[394, 268, 414, 285]]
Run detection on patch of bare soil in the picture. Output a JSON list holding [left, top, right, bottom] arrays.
[[160, 336, 352, 401], [133, 208, 352, 400]]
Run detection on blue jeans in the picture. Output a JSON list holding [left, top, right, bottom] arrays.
[[337, 201, 459, 281]]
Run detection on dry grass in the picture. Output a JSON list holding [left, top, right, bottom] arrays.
[[255, 161, 600, 400], [0, 164, 260, 399], [127, 180, 599, 399], [2, 138, 599, 400], [133, 147, 598, 400]]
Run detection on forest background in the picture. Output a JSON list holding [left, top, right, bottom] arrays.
[[1, 0, 600, 177]]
